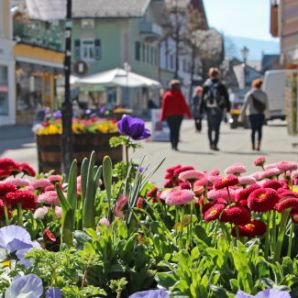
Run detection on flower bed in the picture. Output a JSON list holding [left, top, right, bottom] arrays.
[[1, 116, 298, 297], [34, 117, 122, 173]]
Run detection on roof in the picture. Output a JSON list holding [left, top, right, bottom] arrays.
[[72, 0, 151, 18]]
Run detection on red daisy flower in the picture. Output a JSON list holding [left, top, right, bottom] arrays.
[[247, 188, 280, 212], [18, 163, 36, 177], [5, 189, 37, 209], [220, 206, 251, 225], [179, 181, 191, 189], [253, 155, 266, 167], [0, 183, 17, 195], [0, 199, 4, 217], [43, 228, 57, 243], [233, 220, 267, 237], [146, 187, 158, 198], [0, 169, 12, 180], [166, 165, 181, 174], [0, 158, 19, 170], [163, 180, 173, 188], [203, 203, 225, 221], [275, 197, 298, 213], [214, 175, 239, 190], [277, 188, 298, 199], [236, 199, 248, 208], [164, 172, 173, 179], [173, 166, 195, 176], [262, 180, 284, 190], [236, 183, 261, 201]]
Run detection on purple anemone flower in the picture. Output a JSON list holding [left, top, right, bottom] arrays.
[[117, 114, 151, 140], [0, 225, 41, 267], [5, 274, 43, 298], [129, 289, 170, 298], [53, 110, 62, 119], [236, 288, 291, 298]]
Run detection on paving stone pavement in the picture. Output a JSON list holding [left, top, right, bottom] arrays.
[[0, 120, 297, 186]]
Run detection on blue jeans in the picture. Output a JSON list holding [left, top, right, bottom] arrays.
[[249, 113, 265, 146], [166, 115, 183, 149], [206, 109, 223, 147]]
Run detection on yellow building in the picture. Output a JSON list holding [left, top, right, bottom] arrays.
[[0, 0, 15, 125], [12, 8, 65, 124]]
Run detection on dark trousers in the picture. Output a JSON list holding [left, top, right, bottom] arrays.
[[206, 109, 223, 147], [166, 115, 183, 149], [249, 114, 265, 146]]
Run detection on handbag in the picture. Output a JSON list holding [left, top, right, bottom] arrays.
[[251, 94, 266, 113]]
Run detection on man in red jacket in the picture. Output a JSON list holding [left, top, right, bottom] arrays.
[[161, 80, 192, 150]]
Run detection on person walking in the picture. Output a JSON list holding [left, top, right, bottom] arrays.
[[161, 80, 192, 151], [191, 86, 203, 132], [199, 68, 230, 151], [240, 79, 268, 151]]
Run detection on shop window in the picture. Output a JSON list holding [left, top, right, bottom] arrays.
[[0, 65, 9, 116], [81, 40, 95, 62], [81, 19, 95, 29], [135, 41, 141, 61]]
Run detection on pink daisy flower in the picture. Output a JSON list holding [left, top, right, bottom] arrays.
[[262, 168, 282, 178], [32, 179, 51, 190], [276, 161, 298, 172], [37, 191, 59, 205], [98, 217, 110, 227], [209, 168, 220, 176], [238, 176, 256, 186], [4, 177, 30, 187], [214, 175, 239, 190], [165, 189, 195, 206], [114, 195, 128, 217], [224, 163, 246, 176], [178, 170, 204, 182], [253, 155, 266, 167], [55, 206, 62, 218], [33, 206, 49, 219], [264, 163, 277, 170], [48, 175, 63, 184], [251, 171, 265, 181], [291, 170, 298, 180]]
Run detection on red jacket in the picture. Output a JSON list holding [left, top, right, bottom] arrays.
[[160, 90, 192, 121]]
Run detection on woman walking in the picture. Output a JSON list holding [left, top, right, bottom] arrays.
[[240, 79, 268, 151], [161, 80, 192, 151], [192, 86, 203, 132]]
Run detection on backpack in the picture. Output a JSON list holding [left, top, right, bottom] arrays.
[[204, 82, 224, 109], [251, 94, 266, 113]]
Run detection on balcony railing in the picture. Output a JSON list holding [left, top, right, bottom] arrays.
[[13, 21, 64, 52]]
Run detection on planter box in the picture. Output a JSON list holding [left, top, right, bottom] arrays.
[[36, 132, 122, 173]]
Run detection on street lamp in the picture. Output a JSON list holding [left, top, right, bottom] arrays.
[[123, 62, 131, 107], [240, 46, 249, 88]]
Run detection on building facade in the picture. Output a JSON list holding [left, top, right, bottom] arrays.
[[0, 0, 16, 125]]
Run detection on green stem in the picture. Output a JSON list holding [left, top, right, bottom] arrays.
[[274, 209, 290, 262], [4, 204, 9, 225], [271, 211, 277, 257], [287, 223, 294, 258], [265, 212, 271, 259], [125, 143, 129, 163], [17, 203, 23, 227]]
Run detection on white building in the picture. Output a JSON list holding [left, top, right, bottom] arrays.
[[0, 0, 16, 125]]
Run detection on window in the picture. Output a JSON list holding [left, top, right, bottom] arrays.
[[74, 40, 81, 59], [150, 47, 154, 64], [95, 39, 101, 60], [135, 41, 141, 61], [146, 45, 150, 63], [0, 65, 9, 116], [81, 40, 95, 61], [142, 44, 145, 62]]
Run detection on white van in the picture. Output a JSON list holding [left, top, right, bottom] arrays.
[[262, 69, 294, 120]]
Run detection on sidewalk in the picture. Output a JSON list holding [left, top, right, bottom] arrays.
[[0, 120, 297, 185]]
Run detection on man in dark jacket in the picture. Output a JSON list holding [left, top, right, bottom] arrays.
[[199, 67, 230, 151]]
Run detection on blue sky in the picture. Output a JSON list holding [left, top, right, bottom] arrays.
[[203, 0, 277, 41]]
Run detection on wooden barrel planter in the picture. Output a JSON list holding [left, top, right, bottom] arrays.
[[36, 132, 122, 173]]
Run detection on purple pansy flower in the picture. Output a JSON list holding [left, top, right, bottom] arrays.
[[0, 225, 41, 267], [53, 110, 62, 119], [117, 114, 151, 140], [5, 274, 43, 298], [129, 289, 170, 298], [236, 288, 291, 298]]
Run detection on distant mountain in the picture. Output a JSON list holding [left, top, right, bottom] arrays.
[[224, 35, 280, 61]]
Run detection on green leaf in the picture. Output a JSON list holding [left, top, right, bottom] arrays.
[[80, 158, 88, 201], [156, 272, 176, 288], [67, 160, 78, 210], [56, 185, 71, 212], [103, 156, 113, 218]]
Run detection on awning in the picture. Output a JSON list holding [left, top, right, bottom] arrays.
[[71, 68, 161, 89]]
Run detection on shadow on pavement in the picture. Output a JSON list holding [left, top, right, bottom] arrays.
[[178, 150, 214, 155]]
